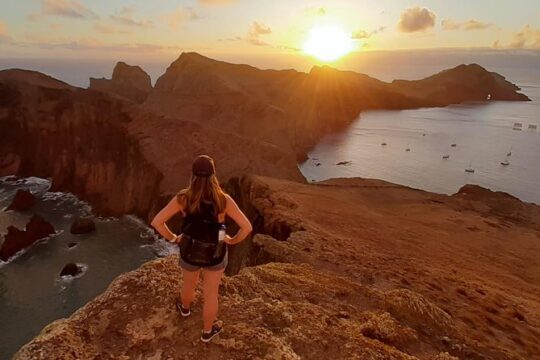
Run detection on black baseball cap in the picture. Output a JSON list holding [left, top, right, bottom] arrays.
[[192, 155, 215, 177]]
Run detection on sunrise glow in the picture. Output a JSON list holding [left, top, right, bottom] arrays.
[[303, 26, 354, 61]]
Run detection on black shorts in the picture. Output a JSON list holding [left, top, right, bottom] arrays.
[[178, 250, 228, 272]]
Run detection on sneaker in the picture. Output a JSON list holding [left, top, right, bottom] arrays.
[[175, 299, 191, 317], [200, 323, 223, 343]]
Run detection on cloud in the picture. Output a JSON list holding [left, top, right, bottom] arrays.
[[305, 7, 326, 16], [218, 21, 272, 46], [110, 7, 153, 28], [93, 23, 129, 35], [13, 34, 182, 53], [498, 25, 540, 49], [0, 21, 11, 42], [198, 0, 238, 5], [352, 26, 386, 39], [49, 23, 62, 30], [29, 0, 99, 20], [398, 7, 436, 33], [442, 19, 492, 31], [247, 21, 271, 46], [162, 7, 199, 29]]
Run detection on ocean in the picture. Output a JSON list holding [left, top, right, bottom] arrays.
[[0, 177, 178, 358], [300, 66, 540, 205]]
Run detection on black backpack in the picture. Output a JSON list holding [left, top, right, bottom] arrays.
[[178, 201, 226, 266]]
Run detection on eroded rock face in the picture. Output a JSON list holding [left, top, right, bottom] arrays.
[[6, 189, 36, 211], [70, 216, 96, 234], [89, 62, 152, 103], [0, 215, 55, 261]]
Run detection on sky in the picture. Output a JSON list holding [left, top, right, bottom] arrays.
[[0, 0, 539, 82]]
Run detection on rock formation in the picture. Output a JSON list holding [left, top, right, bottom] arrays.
[[70, 216, 96, 234], [6, 189, 36, 211], [59, 263, 83, 277], [14, 176, 540, 359], [0, 214, 55, 261], [0, 54, 528, 222], [89, 62, 152, 103]]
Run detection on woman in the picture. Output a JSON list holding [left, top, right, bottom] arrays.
[[150, 155, 252, 343]]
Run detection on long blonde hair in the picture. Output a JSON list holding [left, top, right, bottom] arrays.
[[176, 158, 226, 214]]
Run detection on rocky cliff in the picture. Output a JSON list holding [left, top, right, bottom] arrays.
[[14, 176, 540, 359], [0, 54, 529, 221], [89, 62, 152, 103], [0, 67, 304, 220], [145, 53, 529, 158]]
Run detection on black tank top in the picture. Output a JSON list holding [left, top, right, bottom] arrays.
[[181, 201, 220, 244]]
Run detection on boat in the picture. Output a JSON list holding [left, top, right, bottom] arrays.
[[507, 148, 512, 157], [381, 141, 387, 146], [405, 143, 411, 152], [528, 124, 538, 130], [442, 154, 450, 159], [513, 122, 523, 131], [501, 155, 510, 166], [486, 94, 492, 100], [465, 161, 475, 173], [451, 143, 457, 147]]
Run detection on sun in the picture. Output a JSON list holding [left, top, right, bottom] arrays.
[[303, 26, 353, 61]]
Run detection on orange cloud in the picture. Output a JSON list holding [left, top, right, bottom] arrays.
[[199, 0, 238, 5], [162, 7, 199, 29], [93, 23, 129, 35], [219, 21, 272, 46], [30, 0, 99, 20], [110, 7, 153, 28], [0, 21, 10, 42], [398, 7, 436, 33], [247, 21, 271, 46], [352, 26, 385, 39], [505, 25, 540, 49], [442, 19, 492, 31]]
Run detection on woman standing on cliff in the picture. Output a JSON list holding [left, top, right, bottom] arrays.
[[151, 155, 252, 342]]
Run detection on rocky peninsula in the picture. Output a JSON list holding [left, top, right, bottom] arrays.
[[2, 53, 537, 359]]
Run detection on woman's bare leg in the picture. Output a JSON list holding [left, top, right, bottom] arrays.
[[181, 268, 200, 308], [202, 268, 224, 331]]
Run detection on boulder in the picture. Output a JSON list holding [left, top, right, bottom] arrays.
[[0, 215, 55, 261], [70, 216, 96, 234], [6, 189, 36, 211], [59, 263, 82, 277]]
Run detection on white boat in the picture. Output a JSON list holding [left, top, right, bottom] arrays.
[[487, 94, 492, 100]]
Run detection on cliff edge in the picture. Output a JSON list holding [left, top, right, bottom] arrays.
[[14, 176, 540, 360]]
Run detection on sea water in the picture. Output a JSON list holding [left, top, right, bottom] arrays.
[[300, 66, 540, 205], [0, 177, 178, 358]]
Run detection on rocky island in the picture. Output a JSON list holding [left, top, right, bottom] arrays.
[[2, 53, 537, 359]]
